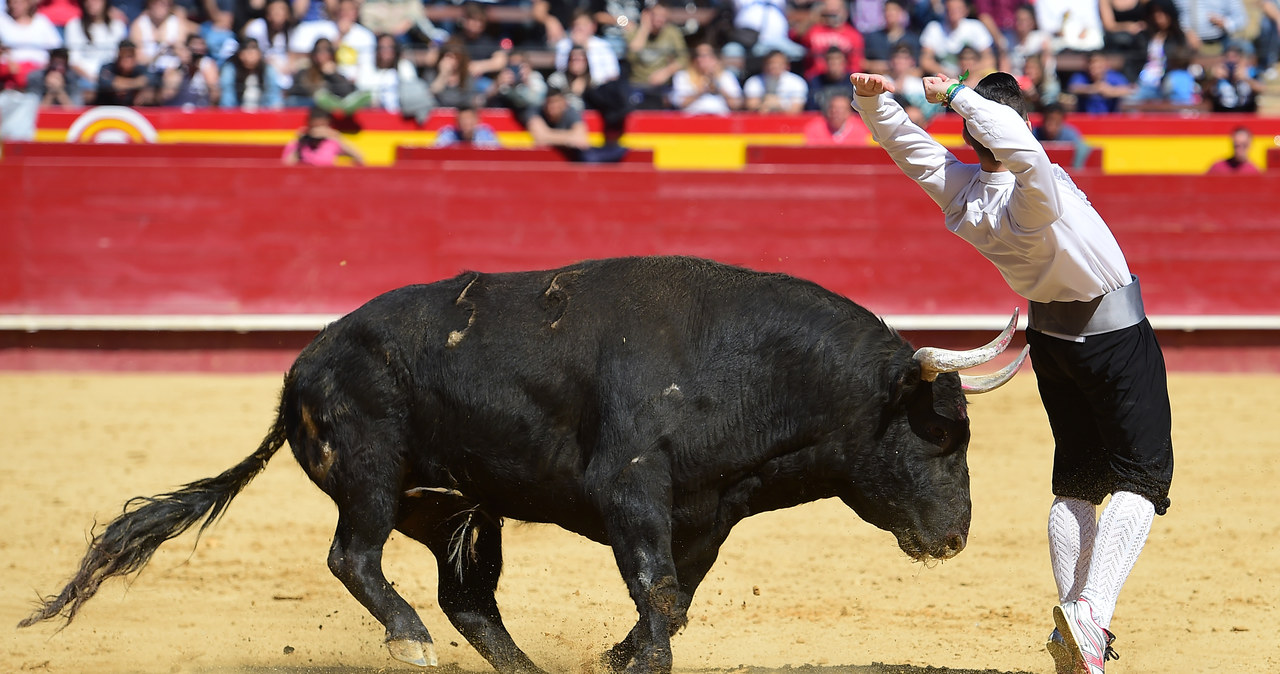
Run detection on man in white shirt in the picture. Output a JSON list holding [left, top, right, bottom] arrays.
[[743, 49, 808, 113], [554, 11, 620, 86], [848, 70, 1174, 674], [919, 0, 995, 79]]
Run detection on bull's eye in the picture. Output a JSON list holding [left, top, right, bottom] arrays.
[[925, 425, 948, 445]]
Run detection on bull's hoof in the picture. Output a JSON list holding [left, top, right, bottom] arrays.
[[388, 638, 439, 667]]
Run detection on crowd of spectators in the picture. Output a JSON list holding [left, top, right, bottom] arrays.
[[2, 0, 1278, 146]]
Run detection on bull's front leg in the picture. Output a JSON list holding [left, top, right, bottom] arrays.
[[589, 456, 682, 674]]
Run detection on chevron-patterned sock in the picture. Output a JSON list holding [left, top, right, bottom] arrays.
[[1048, 496, 1097, 604], [1080, 490, 1155, 629]]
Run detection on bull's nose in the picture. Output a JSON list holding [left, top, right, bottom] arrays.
[[943, 533, 967, 557]]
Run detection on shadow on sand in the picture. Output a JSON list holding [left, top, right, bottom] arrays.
[[198, 663, 1034, 674]]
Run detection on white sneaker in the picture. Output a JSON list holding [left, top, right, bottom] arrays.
[[1046, 628, 1085, 674], [1053, 598, 1119, 674]]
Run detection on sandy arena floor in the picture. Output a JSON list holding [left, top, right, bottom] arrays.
[[2, 372, 1276, 674]]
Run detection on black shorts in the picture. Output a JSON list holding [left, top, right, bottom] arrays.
[[1026, 319, 1174, 515]]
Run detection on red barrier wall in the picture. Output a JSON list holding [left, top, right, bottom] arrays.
[[2, 159, 1278, 320]]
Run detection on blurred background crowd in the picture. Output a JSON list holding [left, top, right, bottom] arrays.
[[1, 0, 1277, 138]]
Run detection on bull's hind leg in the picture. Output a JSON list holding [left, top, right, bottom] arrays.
[[397, 497, 546, 674]]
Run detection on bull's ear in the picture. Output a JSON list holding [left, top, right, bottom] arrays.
[[883, 356, 922, 410]]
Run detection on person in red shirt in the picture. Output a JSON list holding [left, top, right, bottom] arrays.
[[794, 0, 864, 80], [1206, 126, 1261, 175], [803, 91, 869, 145]]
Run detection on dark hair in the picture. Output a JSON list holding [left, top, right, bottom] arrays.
[[77, 0, 112, 42], [973, 71, 1028, 119]]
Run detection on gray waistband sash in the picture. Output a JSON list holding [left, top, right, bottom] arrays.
[[1028, 275, 1146, 338]]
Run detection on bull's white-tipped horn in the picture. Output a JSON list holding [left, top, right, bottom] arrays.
[[960, 344, 1029, 393], [912, 308, 1020, 382]]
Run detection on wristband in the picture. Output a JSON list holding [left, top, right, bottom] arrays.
[[944, 83, 964, 108]]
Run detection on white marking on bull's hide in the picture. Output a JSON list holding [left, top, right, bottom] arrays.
[[404, 486, 468, 499], [663, 383, 681, 396], [447, 275, 480, 348], [631, 456, 643, 465]]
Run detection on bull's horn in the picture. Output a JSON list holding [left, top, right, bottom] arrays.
[[912, 309, 1020, 382], [960, 344, 1029, 393]]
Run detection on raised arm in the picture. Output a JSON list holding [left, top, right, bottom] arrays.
[[849, 73, 975, 211], [943, 82, 1063, 231]]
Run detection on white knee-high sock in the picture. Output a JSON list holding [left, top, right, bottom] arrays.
[[1048, 496, 1097, 605], [1080, 491, 1155, 629]]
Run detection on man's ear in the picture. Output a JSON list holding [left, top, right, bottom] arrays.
[[1025, 119, 1033, 132]]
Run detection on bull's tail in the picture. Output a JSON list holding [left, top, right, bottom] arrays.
[[17, 399, 291, 629]]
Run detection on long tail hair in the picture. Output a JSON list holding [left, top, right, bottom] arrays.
[[18, 400, 290, 628]]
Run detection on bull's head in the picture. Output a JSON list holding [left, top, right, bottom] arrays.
[[840, 310, 1027, 563]]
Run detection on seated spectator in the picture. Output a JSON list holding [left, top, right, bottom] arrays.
[[852, 0, 887, 38], [1099, 0, 1148, 59], [283, 106, 365, 166], [483, 50, 547, 112], [1033, 102, 1093, 168], [1001, 3, 1050, 79], [433, 105, 499, 147], [128, 0, 188, 66], [863, 0, 920, 68], [626, 1, 688, 110], [554, 11, 620, 86], [806, 45, 855, 110], [973, 0, 1019, 52], [286, 36, 355, 107], [37, 0, 83, 32], [290, 0, 374, 84], [1020, 51, 1062, 108], [885, 42, 942, 122], [29, 47, 83, 106], [200, 9, 236, 65], [455, 1, 509, 84], [803, 91, 870, 145], [547, 44, 591, 112], [64, 0, 127, 102], [1, 0, 64, 83], [1131, 0, 1187, 102], [1172, 0, 1246, 54], [428, 42, 479, 109], [159, 31, 219, 106], [357, 32, 418, 113], [96, 38, 154, 104], [1203, 42, 1261, 112], [1205, 126, 1260, 174], [523, 85, 590, 151], [670, 41, 743, 114], [1068, 50, 1133, 112], [243, 0, 294, 89], [729, 0, 807, 60], [743, 48, 809, 113], [1259, 0, 1280, 76], [1157, 43, 1200, 106], [793, 0, 865, 80], [1036, 0, 1103, 53], [220, 37, 282, 108], [919, 0, 995, 79], [954, 44, 993, 83], [358, 0, 422, 40]]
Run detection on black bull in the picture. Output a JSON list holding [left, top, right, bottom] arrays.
[[19, 256, 1027, 673]]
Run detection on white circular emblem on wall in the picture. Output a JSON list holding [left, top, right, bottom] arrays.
[[65, 106, 160, 143]]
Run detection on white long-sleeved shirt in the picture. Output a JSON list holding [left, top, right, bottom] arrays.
[[851, 88, 1131, 304]]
